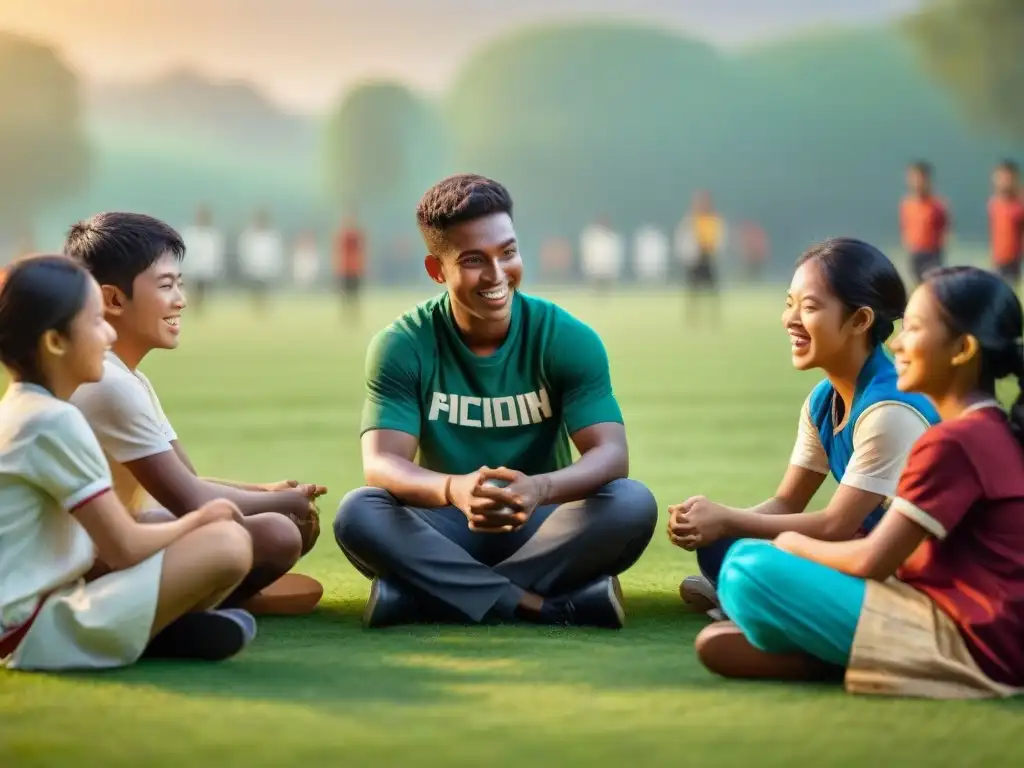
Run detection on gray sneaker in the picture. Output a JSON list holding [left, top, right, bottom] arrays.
[[679, 575, 723, 620]]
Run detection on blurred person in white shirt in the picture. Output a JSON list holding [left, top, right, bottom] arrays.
[[238, 209, 283, 311], [633, 225, 669, 283], [181, 205, 225, 314], [580, 216, 623, 293], [291, 231, 320, 289]]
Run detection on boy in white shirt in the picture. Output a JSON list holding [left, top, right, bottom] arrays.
[[65, 212, 326, 616], [580, 217, 624, 292], [180, 205, 225, 313], [238, 209, 284, 311], [633, 225, 669, 282]]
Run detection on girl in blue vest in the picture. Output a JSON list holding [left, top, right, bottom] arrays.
[[669, 237, 940, 618]]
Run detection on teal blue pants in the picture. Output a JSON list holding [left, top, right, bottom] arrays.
[[717, 539, 867, 666]]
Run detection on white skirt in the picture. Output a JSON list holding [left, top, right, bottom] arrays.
[[5, 551, 164, 671]]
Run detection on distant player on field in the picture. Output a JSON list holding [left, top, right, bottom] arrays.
[[671, 239, 939, 620], [238, 208, 284, 312], [676, 191, 723, 327], [333, 216, 366, 321], [580, 216, 624, 293], [64, 213, 325, 617], [334, 174, 658, 629], [989, 160, 1024, 287], [633, 223, 670, 283], [900, 161, 949, 285], [180, 205, 225, 314], [739, 220, 769, 283], [0, 255, 255, 668]]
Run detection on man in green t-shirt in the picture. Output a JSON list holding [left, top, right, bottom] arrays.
[[334, 174, 657, 629]]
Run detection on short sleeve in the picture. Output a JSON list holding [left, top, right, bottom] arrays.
[[842, 402, 931, 496], [548, 315, 623, 434], [136, 371, 177, 442], [71, 375, 174, 463], [889, 431, 982, 540], [29, 408, 112, 512], [789, 396, 829, 475], [360, 328, 422, 437]]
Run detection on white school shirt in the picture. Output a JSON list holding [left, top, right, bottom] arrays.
[[70, 352, 178, 516], [0, 384, 110, 634], [181, 225, 226, 281], [580, 225, 624, 280], [292, 243, 321, 286], [238, 228, 284, 281], [633, 226, 669, 281], [789, 396, 931, 497]]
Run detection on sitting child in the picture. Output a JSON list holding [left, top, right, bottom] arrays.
[[64, 212, 325, 616]]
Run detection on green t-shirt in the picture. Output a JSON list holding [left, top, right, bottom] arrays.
[[361, 291, 623, 476]]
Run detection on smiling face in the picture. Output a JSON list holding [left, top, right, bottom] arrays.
[[66, 277, 118, 384], [890, 285, 965, 397], [108, 252, 186, 351], [37, 276, 117, 393], [782, 258, 873, 372], [424, 212, 523, 328]]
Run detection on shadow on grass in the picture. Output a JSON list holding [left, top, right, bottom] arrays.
[[54, 590, 1024, 714], [56, 591, 725, 706]]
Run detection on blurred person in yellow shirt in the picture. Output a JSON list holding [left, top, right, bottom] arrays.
[[675, 190, 723, 327]]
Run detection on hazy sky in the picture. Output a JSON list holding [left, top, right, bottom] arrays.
[[0, 0, 922, 113]]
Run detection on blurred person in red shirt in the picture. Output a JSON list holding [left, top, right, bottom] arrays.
[[740, 221, 769, 283], [989, 160, 1024, 287], [540, 236, 573, 283], [900, 161, 949, 285], [334, 216, 366, 321]]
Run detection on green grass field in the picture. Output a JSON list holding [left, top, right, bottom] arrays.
[[3, 289, 1023, 767]]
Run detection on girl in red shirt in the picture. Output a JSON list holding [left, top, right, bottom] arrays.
[[697, 266, 1024, 698]]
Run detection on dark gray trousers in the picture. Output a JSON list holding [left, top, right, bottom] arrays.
[[333, 478, 658, 622]]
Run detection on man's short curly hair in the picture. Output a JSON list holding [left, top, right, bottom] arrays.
[[416, 174, 514, 254]]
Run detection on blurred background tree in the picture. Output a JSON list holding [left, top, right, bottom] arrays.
[[0, 33, 90, 243], [905, 0, 1024, 140]]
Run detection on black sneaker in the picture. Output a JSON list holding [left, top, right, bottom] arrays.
[[363, 577, 423, 628], [143, 609, 255, 661], [549, 576, 626, 629]]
